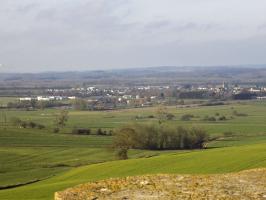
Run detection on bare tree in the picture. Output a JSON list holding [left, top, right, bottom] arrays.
[[54, 110, 69, 131], [156, 105, 168, 124]]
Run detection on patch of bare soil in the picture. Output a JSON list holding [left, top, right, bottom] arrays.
[[55, 168, 266, 200]]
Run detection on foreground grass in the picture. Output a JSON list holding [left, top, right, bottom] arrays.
[[0, 142, 265, 200]]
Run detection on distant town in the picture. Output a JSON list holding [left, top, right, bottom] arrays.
[[8, 82, 266, 110]]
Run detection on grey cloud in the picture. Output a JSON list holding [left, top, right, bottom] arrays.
[[16, 3, 39, 13], [1, 0, 266, 72]]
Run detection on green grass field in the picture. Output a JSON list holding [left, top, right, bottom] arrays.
[[0, 143, 265, 200], [0, 97, 18, 107], [0, 129, 160, 188], [2, 100, 266, 135], [0, 100, 266, 199]]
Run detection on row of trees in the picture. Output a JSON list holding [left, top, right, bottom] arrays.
[[7, 100, 67, 109], [72, 128, 113, 136], [112, 123, 209, 159], [9, 110, 113, 136], [10, 117, 45, 129], [7, 110, 69, 132]]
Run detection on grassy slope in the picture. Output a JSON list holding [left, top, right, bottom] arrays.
[[0, 142, 265, 200], [0, 129, 157, 187]]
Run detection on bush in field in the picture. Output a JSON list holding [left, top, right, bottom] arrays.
[[180, 114, 194, 121], [116, 148, 128, 160], [72, 128, 91, 135], [108, 130, 113, 136], [20, 121, 27, 128], [28, 121, 37, 128], [218, 116, 227, 121], [53, 128, 60, 133], [96, 128, 108, 135], [37, 124, 45, 129], [202, 102, 225, 106], [166, 113, 175, 120], [203, 115, 216, 121]]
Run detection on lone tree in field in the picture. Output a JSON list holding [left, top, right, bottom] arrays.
[[112, 127, 136, 160], [156, 105, 168, 124], [54, 110, 69, 131]]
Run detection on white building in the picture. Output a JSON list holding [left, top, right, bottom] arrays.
[[37, 96, 50, 101], [257, 96, 266, 100], [122, 95, 132, 99], [250, 88, 261, 93], [19, 97, 32, 101]]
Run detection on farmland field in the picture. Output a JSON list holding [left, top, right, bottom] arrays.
[[1, 100, 266, 134], [0, 100, 266, 200], [0, 97, 18, 107]]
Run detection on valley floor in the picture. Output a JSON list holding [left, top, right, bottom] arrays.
[[1, 101, 266, 199]]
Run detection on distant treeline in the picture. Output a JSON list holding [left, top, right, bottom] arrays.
[[178, 91, 210, 99], [232, 92, 257, 100]]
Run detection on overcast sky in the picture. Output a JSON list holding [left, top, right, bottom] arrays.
[[1, 0, 266, 72]]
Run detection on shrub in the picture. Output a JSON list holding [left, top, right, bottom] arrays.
[[20, 121, 27, 128], [203, 116, 216, 121], [218, 116, 227, 121], [135, 115, 143, 120], [37, 124, 45, 129], [28, 121, 37, 128], [215, 112, 220, 116], [96, 128, 104, 135], [116, 148, 128, 160], [72, 128, 91, 135], [180, 114, 194, 121], [53, 128, 60, 133], [202, 102, 225, 106], [108, 130, 113, 136], [166, 113, 175, 120]]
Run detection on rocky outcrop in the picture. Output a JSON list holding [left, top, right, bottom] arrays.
[[55, 168, 266, 200]]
